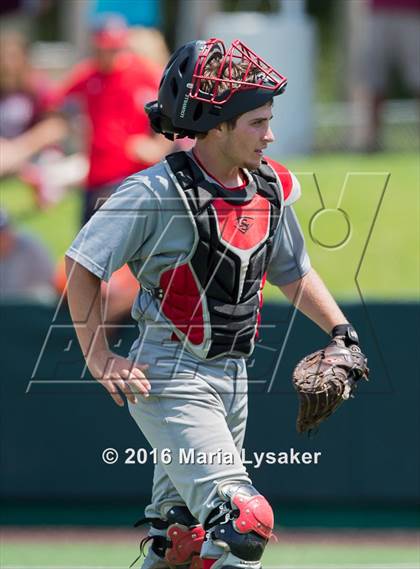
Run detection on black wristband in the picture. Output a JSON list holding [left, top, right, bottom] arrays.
[[330, 323, 359, 346]]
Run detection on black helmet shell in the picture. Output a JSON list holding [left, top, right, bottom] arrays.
[[146, 39, 287, 139]]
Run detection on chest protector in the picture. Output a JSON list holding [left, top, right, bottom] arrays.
[[157, 151, 284, 360]]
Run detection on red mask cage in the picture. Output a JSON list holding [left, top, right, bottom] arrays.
[[190, 38, 287, 105]]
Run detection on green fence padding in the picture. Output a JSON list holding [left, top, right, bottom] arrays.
[[1, 302, 419, 507]]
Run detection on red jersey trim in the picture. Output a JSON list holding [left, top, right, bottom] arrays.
[[264, 156, 292, 200]]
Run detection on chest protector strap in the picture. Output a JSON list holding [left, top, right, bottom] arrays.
[[158, 151, 283, 360]]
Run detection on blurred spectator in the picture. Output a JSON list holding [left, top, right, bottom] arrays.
[[49, 15, 171, 325], [0, 0, 51, 38], [0, 209, 55, 302], [352, 0, 420, 151], [127, 26, 169, 67], [49, 14, 173, 225], [125, 27, 195, 153], [0, 31, 50, 144], [0, 30, 84, 207]]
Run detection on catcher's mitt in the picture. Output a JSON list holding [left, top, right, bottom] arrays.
[[292, 335, 369, 434]]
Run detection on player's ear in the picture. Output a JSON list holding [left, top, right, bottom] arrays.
[[211, 122, 229, 139]]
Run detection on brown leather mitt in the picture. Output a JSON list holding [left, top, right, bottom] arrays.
[[292, 333, 369, 434]]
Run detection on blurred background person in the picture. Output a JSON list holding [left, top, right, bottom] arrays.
[[127, 25, 169, 67], [350, 0, 420, 151], [48, 13, 173, 226], [48, 14, 173, 325], [0, 0, 52, 38], [0, 30, 80, 208], [0, 208, 55, 302]]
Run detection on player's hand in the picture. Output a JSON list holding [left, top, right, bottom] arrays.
[[88, 350, 151, 407]]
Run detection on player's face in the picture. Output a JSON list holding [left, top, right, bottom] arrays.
[[94, 47, 121, 73], [221, 102, 275, 170]]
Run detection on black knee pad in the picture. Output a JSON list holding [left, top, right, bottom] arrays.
[[166, 505, 200, 527], [204, 484, 274, 563]]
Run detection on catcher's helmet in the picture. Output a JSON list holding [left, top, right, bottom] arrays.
[[145, 38, 287, 140]]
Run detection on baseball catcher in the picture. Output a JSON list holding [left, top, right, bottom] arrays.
[[293, 323, 369, 434], [65, 37, 370, 569]]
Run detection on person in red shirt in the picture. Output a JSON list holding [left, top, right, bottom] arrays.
[[50, 16, 173, 326], [50, 14, 173, 225]]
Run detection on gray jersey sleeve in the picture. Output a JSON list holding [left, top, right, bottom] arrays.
[[66, 175, 159, 283], [266, 205, 311, 286]]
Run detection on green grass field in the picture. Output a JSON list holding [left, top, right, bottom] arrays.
[[1, 152, 418, 301], [1, 529, 419, 568]]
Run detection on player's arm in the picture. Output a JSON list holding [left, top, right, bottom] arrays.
[[0, 116, 69, 176], [13, 115, 68, 156], [125, 131, 174, 164], [0, 64, 89, 177], [64, 175, 159, 404], [65, 256, 150, 406], [4, 59, 96, 175], [279, 268, 348, 333]]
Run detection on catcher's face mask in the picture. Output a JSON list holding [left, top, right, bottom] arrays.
[[190, 38, 287, 105], [145, 38, 287, 139]]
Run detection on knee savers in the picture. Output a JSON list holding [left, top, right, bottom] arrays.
[[165, 506, 205, 567], [142, 506, 205, 568], [204, 484, 274, 563]]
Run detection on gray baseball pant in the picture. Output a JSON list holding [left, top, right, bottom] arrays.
[[127, 336, 251, 526]]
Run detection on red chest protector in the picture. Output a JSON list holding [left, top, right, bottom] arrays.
[[157, 151, 283, 360]]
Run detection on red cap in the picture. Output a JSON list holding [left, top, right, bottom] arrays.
[[92, 15, 128, 50]]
